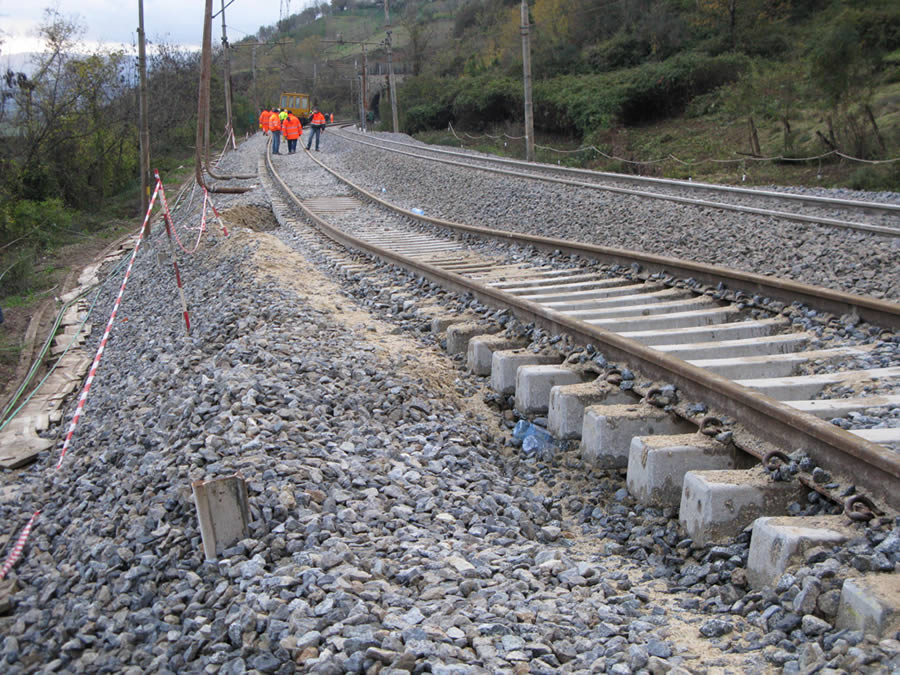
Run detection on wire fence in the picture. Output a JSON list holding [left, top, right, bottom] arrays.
[[447, 123, 900, 168]]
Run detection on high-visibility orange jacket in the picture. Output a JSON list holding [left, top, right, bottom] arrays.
[[282, 114, 302, 140], [329, 113, 334, 123], [268, 111, 282, 132], [259, 110, 270, 131], [310, 111, 326, 127]]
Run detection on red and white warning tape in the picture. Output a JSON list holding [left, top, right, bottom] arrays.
[[1, 169, 232, 581], [55, 180, 162, 470], [0, 510, 40, 581], [0, 183, 160, 581]]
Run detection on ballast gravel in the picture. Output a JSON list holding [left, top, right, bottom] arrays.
[[324, 130, 900, 304], [0, 133, 898, 674]]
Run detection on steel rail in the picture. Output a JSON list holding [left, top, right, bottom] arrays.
[[337, 130, 900, 237], [320, 136, 900, 330], [349, 131, 900, 217], [267, 146, 900, 511]]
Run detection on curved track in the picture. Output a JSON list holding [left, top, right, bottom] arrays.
[[264, 135, 900, 514], [335, 128, 900, 237]]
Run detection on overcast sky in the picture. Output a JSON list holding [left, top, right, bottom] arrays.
[[0, 0, 307, 55]]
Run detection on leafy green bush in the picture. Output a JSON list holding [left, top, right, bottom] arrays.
[[398, 76, 458, 132], [533, 53, 747, 135], [0, 246, 37, 297], [0, 198, 74, 250], [739, 27, 791, 59], [810, 7, 900, 104], [451, 76, 521, 128], [586, 34, 650, 73], [405, 103, 454, 134], [619, 53, 749, 124]]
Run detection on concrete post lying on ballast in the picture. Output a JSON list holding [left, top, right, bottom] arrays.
[[467, 334, 529, 375], [747, 515, 858, 590], [580, 403, 695, 469], [679, 468, 807, 546], [491, 349, 561, 396], [548, 381, 634, 440], [515, 365, 585, 415], [837, 574, 900, 637], [446, 322, 500, 356], [193, 474, 250, 561], [627, 433, 756, 507]]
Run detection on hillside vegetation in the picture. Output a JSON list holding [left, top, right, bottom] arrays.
[[1, 1, 898, 306], [237, 0, 900, 189]]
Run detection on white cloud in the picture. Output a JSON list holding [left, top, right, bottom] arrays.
[[0, 0, 299, 57]]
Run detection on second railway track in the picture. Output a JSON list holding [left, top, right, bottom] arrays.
[[335, 128, 900, 236]]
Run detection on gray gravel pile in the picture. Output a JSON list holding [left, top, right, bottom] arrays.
[[1, 134, 898, 674], [326, 131, 900, 303]]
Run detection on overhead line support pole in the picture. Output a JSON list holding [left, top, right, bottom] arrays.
[[323, 37, 380, 129], [137, 0, 151, 230], [195, 0, 250, 192], [383, 0, 399, 132], [362, 43, 368, 126], [220, 0, 235, 148], [521, 0, 535, 162]]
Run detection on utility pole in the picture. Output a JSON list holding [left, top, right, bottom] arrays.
[[219, 0, 235, 146], [362, 43, 368, 124], [195, 0, 251, 191], [382, 0, 399, 132], [521, 0, 535, 162], [137, 0, 151, 228], [196, 0, 213, 188], [323, 37, 380, 127], [251, 44, 258, 113], [356, 60, 365, 130]]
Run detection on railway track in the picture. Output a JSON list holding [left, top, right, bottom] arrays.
[[264, 131, 900, 528], [3, 132, 899, 672], [334, 127, 900, 237]]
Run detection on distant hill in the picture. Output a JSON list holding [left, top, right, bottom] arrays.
[[215, 1, 900, 189]]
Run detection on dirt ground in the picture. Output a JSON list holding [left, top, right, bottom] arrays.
[[0, 228, 133, 415]]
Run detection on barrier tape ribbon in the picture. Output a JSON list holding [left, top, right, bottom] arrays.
[[3, 184, 162, 580], [55, 179, 162, 471], [0, 511, 40, 581], [0, 180, 163, 581], [3, 169, 228, 580]]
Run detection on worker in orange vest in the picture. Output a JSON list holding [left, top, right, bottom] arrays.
[[329, 112, 334, 123], [259, 108, 270, 135], [282, 111, 302, 154], [306, 108, 327, 151], [269, 109, 283, 154]]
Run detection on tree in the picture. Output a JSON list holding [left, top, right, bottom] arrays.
[[399, 3, 436, 76], [694, 0, 790, 53], [1, 10, 139, 210]]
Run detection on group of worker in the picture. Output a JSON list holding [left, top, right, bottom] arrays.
[[258, 107, 332, 154]]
